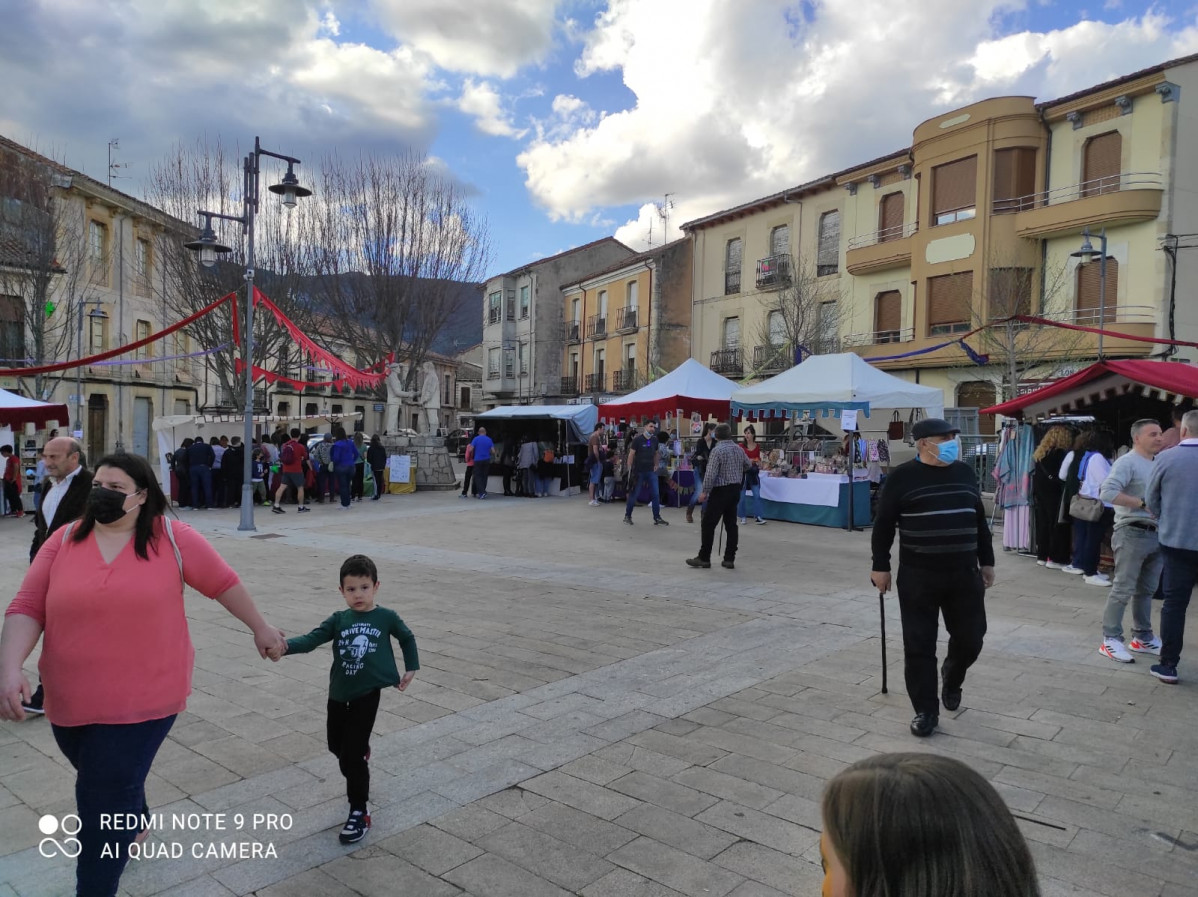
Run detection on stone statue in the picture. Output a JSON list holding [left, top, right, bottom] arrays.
[[419, 360, 441, 435], [384, 362, 414, 434]]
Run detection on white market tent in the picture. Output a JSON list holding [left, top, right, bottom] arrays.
[[475, 404, 598, 443], [598, 359, 739, 422], [730, 353, 944, 424], [0, 388, 68, 429]]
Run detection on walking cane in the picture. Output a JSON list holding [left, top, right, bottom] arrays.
[[878, 591, 889, 694]]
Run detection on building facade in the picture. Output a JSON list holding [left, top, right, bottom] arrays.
[[480, 238, 635, 408], [559, 238, 692, 401]]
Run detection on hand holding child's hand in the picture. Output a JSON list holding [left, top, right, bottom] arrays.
[[266, 642, 287, 662], [396, 671, 415, 691]]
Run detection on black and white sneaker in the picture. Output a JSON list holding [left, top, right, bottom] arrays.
[[653, 517, 669, 526], [21, 684, 45, 716], [271, 506, 286, 515], [338, 809, 371, 844]]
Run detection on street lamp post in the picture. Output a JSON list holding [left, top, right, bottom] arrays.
[[1071, 227, 1108, 359], [184, 138, 311, 532], [75, 299, 107, 441]]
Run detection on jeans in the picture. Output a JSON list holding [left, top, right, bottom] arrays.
[[1102, 526, 1161, 640], [896, 566, 987, 717], [334, 463, 354, 507], [737, 477, 762, 520], [52, 714, 176, 897], [1159, 545, 1198, 668], [699, 484, 740, 562], [625, 471, 660, 519], [372, 468, 385, 498], [327, 690, 381, 812], [1073, 511, 1111, 576], [316, 465, 333, 501], [188, 464, 212, 508], [473, 460, 491, 495]]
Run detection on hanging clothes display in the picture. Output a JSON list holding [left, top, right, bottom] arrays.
[[993, 422, 1034, 551]]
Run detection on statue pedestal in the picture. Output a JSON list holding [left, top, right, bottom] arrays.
[[381, 435, 457, 491]]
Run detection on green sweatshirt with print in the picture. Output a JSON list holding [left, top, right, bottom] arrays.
[[286, 606, 420, 703]]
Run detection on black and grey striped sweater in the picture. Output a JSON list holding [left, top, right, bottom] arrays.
[[872, 459, 995, 573]]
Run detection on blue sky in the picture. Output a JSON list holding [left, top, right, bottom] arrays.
[[2, 1, 1197, 276]]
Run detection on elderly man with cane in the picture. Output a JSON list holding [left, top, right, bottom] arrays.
[[686, 423, 750, 570], [870, 418, 995, 737]]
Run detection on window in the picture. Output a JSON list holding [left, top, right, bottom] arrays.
[[503, 346, 514, 378], [816, 301, 838, 353], [988, 268, 1033, 319], [722, 316, 740, 349], [487, 347, 500, 378], [278, 401, 290, 418], [816, 211, 840, 275], [174, 399, 190, 415], [89, 314, 107, 351], [572, 297, 581, 322], [725, 238, 742, 294], [444, 374, 452, 405], [331, 404, 342, 415], [518, 342, 527, 375], [570, 353, 579, 378], [625, 343, 636, 369], [767, 310, 785, 345], [135, 238, 150, 278], [173, 332, 189, 371], [874, 291, 901, 342], [627, 280, 638, 310], [459, 386, 471, 409], [927, 271, 974, 335], [957, 381, 998, 436], [1075, 257, 1118, 322], [88, 220, 108, 283], [519, 285, 530, 319], [878, 193, 904, 242], [595, 348, 605, 376], [505, 289, 516, 321], [598, 289, 608, 318], [134, 320, 151, 360], [932, 156, 977, 225], [488, 291, 501, 324], [770, 225, 789, 258], [0, 295, 23, 365], [305, 402, 318, 417], [992, 148, 1037, 212], [1082, 131, 1122, 196]]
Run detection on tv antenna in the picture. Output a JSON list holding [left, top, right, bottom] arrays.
[[655, 193, 675, 241], [107, 139, 129, 187]]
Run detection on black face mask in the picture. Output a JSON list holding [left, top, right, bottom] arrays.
[[88, 486, 134, 525]]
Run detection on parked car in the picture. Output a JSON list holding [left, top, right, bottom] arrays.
[[445, 429, 469, 458]]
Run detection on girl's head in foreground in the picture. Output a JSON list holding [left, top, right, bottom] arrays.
[[820, 753, 1040, 897]]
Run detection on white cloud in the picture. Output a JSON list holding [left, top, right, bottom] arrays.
[[369, 0, 559, 77], [457, 79, 526, 138], [518, 0, 1198, 245]]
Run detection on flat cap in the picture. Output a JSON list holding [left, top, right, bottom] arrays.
[[911, 418, 960, 440]]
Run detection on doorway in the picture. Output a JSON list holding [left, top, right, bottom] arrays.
[[87, 394, 108, 464], [133, 397, 152, 458]]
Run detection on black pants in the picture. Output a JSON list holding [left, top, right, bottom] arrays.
[[699, 484, 741, 562], [372, 467, 385, 499], [473, 460, 491, 495], [1032, 486, 1070, 563], [327, 689, 381, 811], [4, 479, 23, 514], [896, 566, 987, 717], [461, 466, 473, 495], [352, 463, 365, 500]]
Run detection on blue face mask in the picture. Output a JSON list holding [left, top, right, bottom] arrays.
[[936, 438, 960, 464]]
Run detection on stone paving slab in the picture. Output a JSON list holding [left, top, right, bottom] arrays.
[[0, 484, 1196, 896]]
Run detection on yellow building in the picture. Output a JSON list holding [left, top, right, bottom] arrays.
[[684, 54, 1198, 432]]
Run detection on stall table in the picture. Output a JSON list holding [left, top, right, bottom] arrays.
[[758, 471, 870, 528]]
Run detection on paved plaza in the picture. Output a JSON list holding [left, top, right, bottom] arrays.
[[1, 479, 1197, 897]]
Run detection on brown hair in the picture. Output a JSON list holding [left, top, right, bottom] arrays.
[[821, 753, 1040, 897], [1032, 425, 1072, 461]]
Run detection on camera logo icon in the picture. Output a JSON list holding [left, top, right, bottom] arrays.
[[38, 814, 82, 858]]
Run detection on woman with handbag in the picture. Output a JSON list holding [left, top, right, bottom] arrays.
[[1068, 431, 1115, 586], [1032, 426, 1073, 568]]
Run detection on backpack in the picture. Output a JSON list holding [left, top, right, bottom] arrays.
[[280, 441, 297, 466]]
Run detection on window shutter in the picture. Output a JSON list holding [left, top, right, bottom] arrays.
[[1075, 258, 1118, 314], [875, 291, 901, 334], [932, 156, 977, 217], [878, 193, 903, 241], [992, 148, 1038, 211], [770, 225, 789, 257], [927, 272, 973, 327], [725, 238, 742, 270], [817, 211, 840, 274], [1082, 132, 1121, 195]]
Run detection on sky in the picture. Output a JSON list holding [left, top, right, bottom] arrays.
[[2, 1, 1198, 277]]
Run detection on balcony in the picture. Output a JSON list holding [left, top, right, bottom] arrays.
[[560, 376, 579, 395], [487, 368, 500, 380], [587, 314, 607, 340], [710, 347, 743, 375], [845, 222, 917, 275], [612, 368, 638, 392], [616, 306, 638, 332], [752, 343, 788, 373], [585, 372, 606, 392], [1003, 172, 1163, 239], [842, 328, 915, 347], [564, 321, 581, 344], [755, 254, 792, 291]]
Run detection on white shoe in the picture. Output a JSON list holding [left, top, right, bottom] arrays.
[[755, 518, 766, 525], [1036, 560, 1047, 566], [1084, 574, 1111, 587], [589, 500, 599, 506], [1128, 636, 1162, 655], [1099, 638, 1134, 663], [1045, 561, 1066, 570], [736, 517, 746, 525], [1061, 565, 1084, 575]]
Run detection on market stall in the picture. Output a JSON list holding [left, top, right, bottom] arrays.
[[731, 353, 944, 528], [598, 359, 738, 424], [474, 404, 598, 496], [0, 389, 68, 513]]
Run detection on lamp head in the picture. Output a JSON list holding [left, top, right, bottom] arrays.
[[268, 164, 311, 208], [1070, 228, 1096, 265], [183, 215, 233, 268]]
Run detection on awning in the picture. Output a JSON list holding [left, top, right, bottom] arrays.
[[598, 359, 738, 422], [982, 360, 1198, 417], [0, 388, 68, 428], [476, 404, 598, 443]]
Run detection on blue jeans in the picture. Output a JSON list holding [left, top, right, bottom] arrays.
[[188, 464, 212, 508], [52, 714, 176, 897], [334, 463, 354, 507], [688, 469, 705, 508], [1160, 545, 1198, 668], [1074, 512, 1111, 576], [737, 476, 763, 520], [625, 471, 660, 519]]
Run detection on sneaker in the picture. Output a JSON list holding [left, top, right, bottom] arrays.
[[338, 810, 371, 844], [271, 506, 286, 515], [589, 500, 599, 506], [459, 493, 468, 499], [1084, 575, 1112, 587], [263, 501, 272, 507], [20, 684, 45, 716], [14, 511, 24, 518], [1045, 560, 1066, 570], [623, 516, 634, 525], [1061, 565, 1084, 575], [755, 518, 766, 525], [736, 517, 747, 525], [653, 517, 669, 526], [338, 504, 350, 510], [297, 506, 311, 513], [1150, 663, 1179, 684], [1036, 559, 1047, 566], [686, 556, 711, 568], [480, 493, 488, 500], [1099, 638, 1134, 663], [1128, 636, 1162, 655]]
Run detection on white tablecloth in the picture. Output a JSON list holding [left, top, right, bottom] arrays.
[[758, 472, 852, 507]]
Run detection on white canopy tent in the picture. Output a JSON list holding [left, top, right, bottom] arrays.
[[598, 359, 739, 422]]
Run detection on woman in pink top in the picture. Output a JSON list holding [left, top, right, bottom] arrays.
[[0, 453, 285, 897]]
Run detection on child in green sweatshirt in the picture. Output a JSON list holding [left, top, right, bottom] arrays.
[[270, 554, 419, 844]]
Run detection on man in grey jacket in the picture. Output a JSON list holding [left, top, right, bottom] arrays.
[[1098, 419, 1163, 663], [1145, 408, 1198, 684]]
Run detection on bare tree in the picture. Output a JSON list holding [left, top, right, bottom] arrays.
[[301, 151, 491, 386], [0, 144, 103, 400], [750, 256, 844, 376]]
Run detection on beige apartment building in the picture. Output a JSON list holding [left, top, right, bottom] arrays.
[[683, 53, 1198, 431]]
